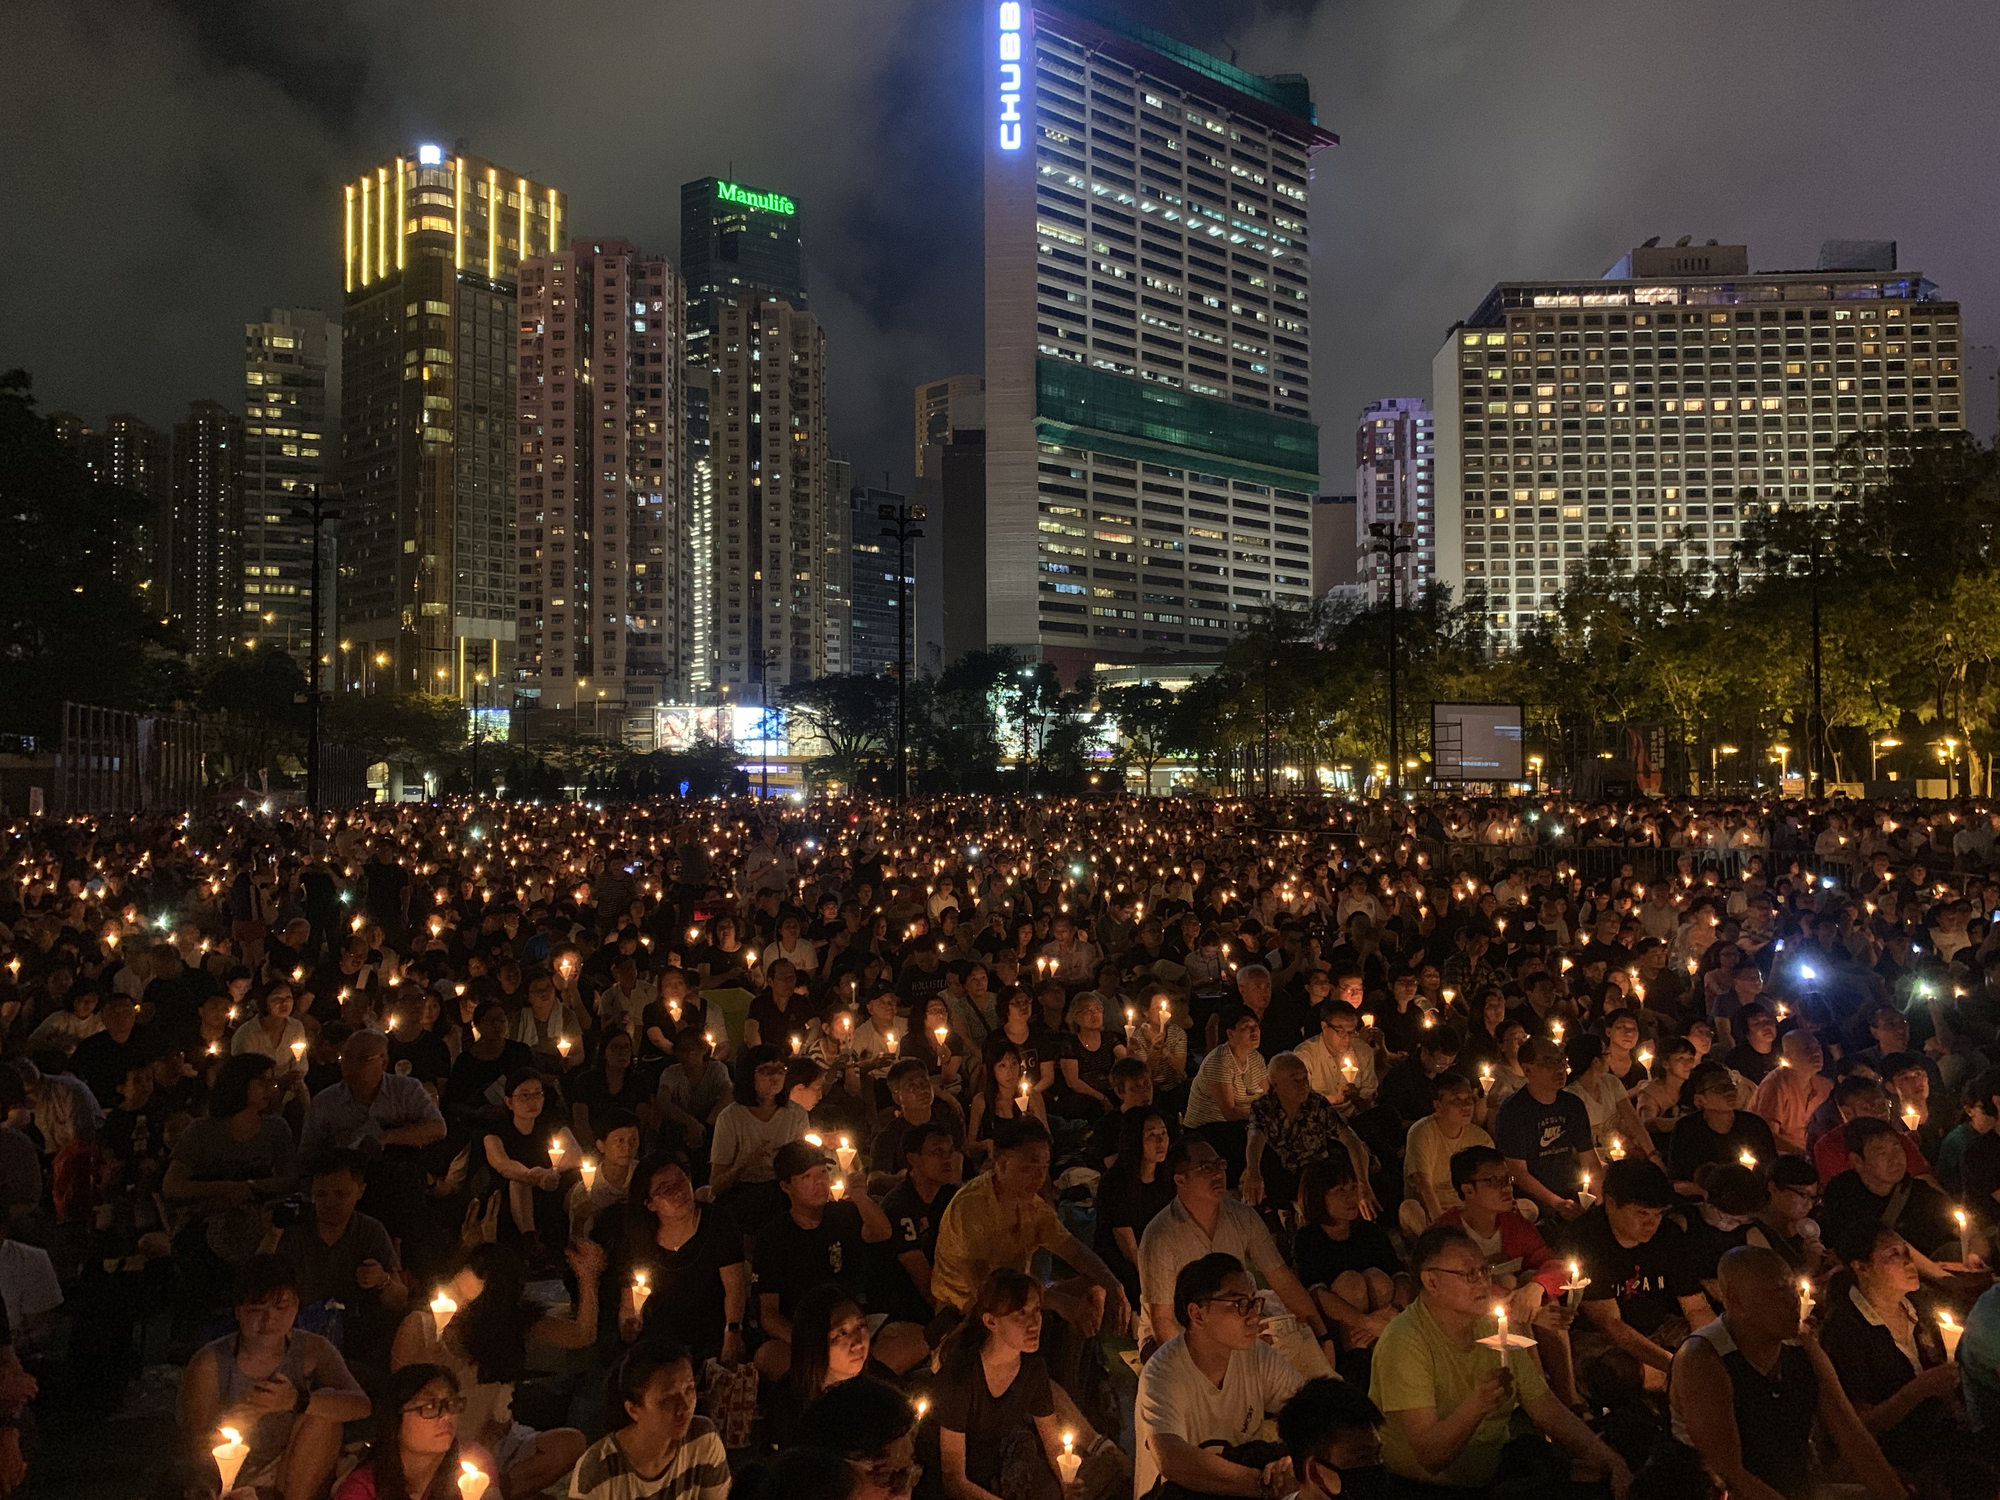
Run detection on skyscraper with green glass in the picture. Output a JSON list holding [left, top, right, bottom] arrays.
[[983, 2, 1334, 672]]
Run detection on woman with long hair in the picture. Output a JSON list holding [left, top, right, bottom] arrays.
[[332, 1363, 489, 1500], [707, 1043, 809, 1234], [571, 1343, 728, 1500], [762, 1283, 883, 1451], [390, 1240, 600, 1499], [966, 1044, 1047, 1163], [480, 1067, 567, 1259], [616, 1150, 749, 1367], [1093, 1109, 1173, 1307], [935, 1268, 1108, 1500]]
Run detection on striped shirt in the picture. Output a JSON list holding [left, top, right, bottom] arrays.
[[567, 1419, 730, 1500]]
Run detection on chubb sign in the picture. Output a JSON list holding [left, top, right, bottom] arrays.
[[997, 1, 1024, 150], [716, 180, 795, 216]]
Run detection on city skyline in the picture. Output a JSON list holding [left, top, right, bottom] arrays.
[[12, 1, 1997, 518]]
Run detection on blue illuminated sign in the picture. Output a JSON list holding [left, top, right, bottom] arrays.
[[997, 2, 1023, 150]]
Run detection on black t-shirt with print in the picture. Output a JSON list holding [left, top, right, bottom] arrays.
[[752, 1200, 870, 1316], [1570, 1205, 1701, 1338]]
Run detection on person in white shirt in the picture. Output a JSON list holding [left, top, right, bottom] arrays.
[[1135, 1252, 1305, 1500], [0, 1222, 59, 1355], [759, 913, 818, 977]]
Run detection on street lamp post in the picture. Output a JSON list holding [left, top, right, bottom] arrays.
[[294, 485, 340, 811], [760, 646, 779, 800], [1367, 520, 1417, 798], [469, 672, 486, 797], [1709, 743, 1738, 793], [1870, 736, 1900, 783], [877, 502, 927, 808]]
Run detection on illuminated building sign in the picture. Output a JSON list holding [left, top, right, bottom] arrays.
[[715, 180, 795, 216], [997, 1, 1024, 150]]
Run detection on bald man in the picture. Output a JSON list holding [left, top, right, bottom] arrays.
[[1670, 1247, 1902, 1500]]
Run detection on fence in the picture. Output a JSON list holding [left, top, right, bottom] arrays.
[[56, 702, 205, 815]]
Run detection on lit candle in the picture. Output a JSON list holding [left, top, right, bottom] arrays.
[[214, 1427, 250, 1493], [1637, 1047, 1653, 1069], [1494, 1301, 1509, 1357], [914, 1396, 931, 1422], [1579, 1169, 1592, 1206], [935, 1024, 950, 1048], [1798, 1278, 1814, 1322], [803, 1132, 823, 1148], [458, 1459, 491, 1500], [548, 1136, 565, 1168], [1550, 1018, 1564, 1044], [1360, 1011, 1375, 1030], [1057, 1432, 1082, 1486], [1479, 1062, 1492, 1090], [1956, 1207, 1970, 1240], [1607, 1136, 1626, 1160], [557, 1035, 572, 1058], [1341, 1055, 1360, 1084], [1940, 1309, 1964, 1360], [580, 1157, 598, 1193], [290, 1037, 308, 1064], [836, 1136, 858, 1175], [1738, 1147, 1758, 1170], [631, 1271, 652, 1314], [430, 1289, 457, 1336], [830, 1176, 847, 1200], [1903, 1102, 1921, 1130]]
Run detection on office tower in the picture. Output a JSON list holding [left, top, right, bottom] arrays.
[[1310, 493, 1359, 600], [337, 145, 565, 698], [699, 295, 829, 694], [169, 400, 245, 662], [849, 484, 909, 678], [681, 176, 808, 693], [51, 412, 173, 599], [914, 375, 984, 477], [825, 456, 853, 675], [1434, 239, 1966, 649], [242, 309, 339, 669], [914, 376, 989, 671], [983, 1, 1332, 672], [516, 240, 688, 716], [1354, 398, 1434, 606]]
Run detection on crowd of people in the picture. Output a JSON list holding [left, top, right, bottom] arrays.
[[7, 792, 2000, 1499]]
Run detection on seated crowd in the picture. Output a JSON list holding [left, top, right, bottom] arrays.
[[12, 795, 2000, 1500]]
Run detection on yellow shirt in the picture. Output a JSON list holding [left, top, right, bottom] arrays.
[[1369, 1296, 1546, 1489], [930, 1172, 1069, 1312]]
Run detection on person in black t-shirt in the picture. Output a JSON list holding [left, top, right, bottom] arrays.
[[70, 994, 157, 1108], [932, 1268, 1067, 1500], [874, 1120, 961, 1327], [610, 1150, 748, 1365], [1668, 1062, 1778, 1194], [750, 1140, 898, 1383], [1376, 1024, 1464, 1128], [1095, 1108, 1175, 1309], [1572, 1158, 1711, 1376], [1493, 1038, 1600, 1220], [1819, 1115, 1961, 1268], [1294, 1153, 1406, 1351]]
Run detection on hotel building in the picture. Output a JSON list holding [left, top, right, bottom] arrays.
[[242, 308, 339, 669], [1354, 397, 1433, 607], [983, 1, 1334, 672], [1434, 240, 1965, 648]]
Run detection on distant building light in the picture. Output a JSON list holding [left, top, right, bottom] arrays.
[[418, 144, 443, 166]]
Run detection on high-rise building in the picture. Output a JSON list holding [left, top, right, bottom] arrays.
[[914, 375, 984, 478], [516, 240, 688, 715], [681, 177, 809, 694], [914, 377, 989, 672], [849, 484, 908, 679], [1434, 239, 1966, 648], [1354, 398, 1433, 606], [698, 295, 829, 693], [170, 400, 245, 662], [336, 145, 565, 698], [1310, 493, 1359, 600], [824, 456, 853, 676], [983, 2, 1332, 673], [242, 308, 339, 670], [48, 411, 172, 599]]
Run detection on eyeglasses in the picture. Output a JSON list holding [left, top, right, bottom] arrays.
[[1200, 1294, 1262, 1316], [849, 1458, 922, 1495], [1468, 1174, 1514, 1191], [404, 1396, 467, 1419], [1425, 1264, 1493, 1285]]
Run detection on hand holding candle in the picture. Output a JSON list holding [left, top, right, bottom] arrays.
[[1057, 1431, 1082, 1486]]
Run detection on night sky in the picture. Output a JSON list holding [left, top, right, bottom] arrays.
[[6, 0, 1998, 500]]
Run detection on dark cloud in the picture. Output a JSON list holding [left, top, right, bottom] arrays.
[[3, 0, 1995, 506]]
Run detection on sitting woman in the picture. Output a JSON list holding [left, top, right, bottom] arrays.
[[333, 1363, 492, 1500], [1632, 1037, 1698, 1148], [966, 1044, 1048, 1165], [570, 1343, 729, 1500], [480, 1068, 567, 1261], [761, 1281, 900, 1453], [1295, 1154, 1408, 1358], [707, 1044, 809, 1236], [1815, 1221, 1966, 1475], [390, 1239, 601, 1499], [1094, 1109, 1174, 1310], [934, 1267, 1119, 1500]]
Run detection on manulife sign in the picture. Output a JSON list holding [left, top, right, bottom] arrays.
[[715, 180, 795, 216]]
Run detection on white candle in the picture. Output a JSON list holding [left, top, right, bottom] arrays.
[[830, 1176, 847, 1200], [458, 1460, 491, 1500], [1940, 1310, 1964, 1360], [1798, 1278, 1814, 1323], [430, 1290, 457, 1336], [213, 1428, 250, 1493], [1738, 1148, 1757, 1170], [548, 1136, 565, 1168], [1494, 1302, 1509, 1359], [580, 1157, 598, 1193], [1057, 1431, 1082, 1485], [557, 1034, 572, 1058], [632, 1271, 652, 1314]]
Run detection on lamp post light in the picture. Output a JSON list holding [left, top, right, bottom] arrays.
[[1941, 736, 1961, 800], [1710, 743, 1738, 794], [1771, 743, 1792, 789], [292, 485, 340, 810], [1367, 520, 1418, 798], [469, 672, 487, 797], [1871, 736, 1900, 782], [1526, 754, 1543, 794], [877, 502, 927, 808]]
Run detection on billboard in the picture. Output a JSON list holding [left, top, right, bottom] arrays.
[[1431, 702, 1525, 783], [654, 704, 786, 758]]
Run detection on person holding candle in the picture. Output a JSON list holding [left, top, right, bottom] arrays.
[[1670, 1245, 1905, 1500], [1815, 1221, 1967, 1476], [652, 1028, 732, 1156], [1818, 1117, 1963, 1275], [1569, 1159, 1714, 1380], [565, 1108, 639, 1243], [510, 971, 585, 1074], [389, 1239, 600, 1500], [743, 956, 812, 1053], [567, 1341, 729, 1500], [331, 1363, 493, 1500], [480, 1069, 567, 1264], [1398, 1070, 1497, 1239], [1667, 1063, 1778, 1198], [565, 1029, 651, 1152], [934, 1267, 1121, 1500], [229, 979, 308, 1073], [612, 1150, 748, 1368], [1492, 1038, 1601, 1224], [707, 1044, 810, 1236], [1366, 1226, 1630, 1494], [868, 1059, 965, 1181], [180, 1254, 371, 1500], [965, 1045, 1047, 1166]]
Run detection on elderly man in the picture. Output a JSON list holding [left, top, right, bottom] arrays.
[[299, 1031, 446, 1266], [1243, 1051, 1369, 1218], [1671, 1246, 1903, 1500], [1368, 1224, 1630, 1494]]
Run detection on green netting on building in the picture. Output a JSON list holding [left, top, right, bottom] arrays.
[[1035, 359, 1319, 486], [1056, 3, 1319, 123]]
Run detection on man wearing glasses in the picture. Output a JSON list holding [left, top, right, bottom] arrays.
[[1135, 1252, 1305, 1500], [1369, 1225, 1632, 1495]]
